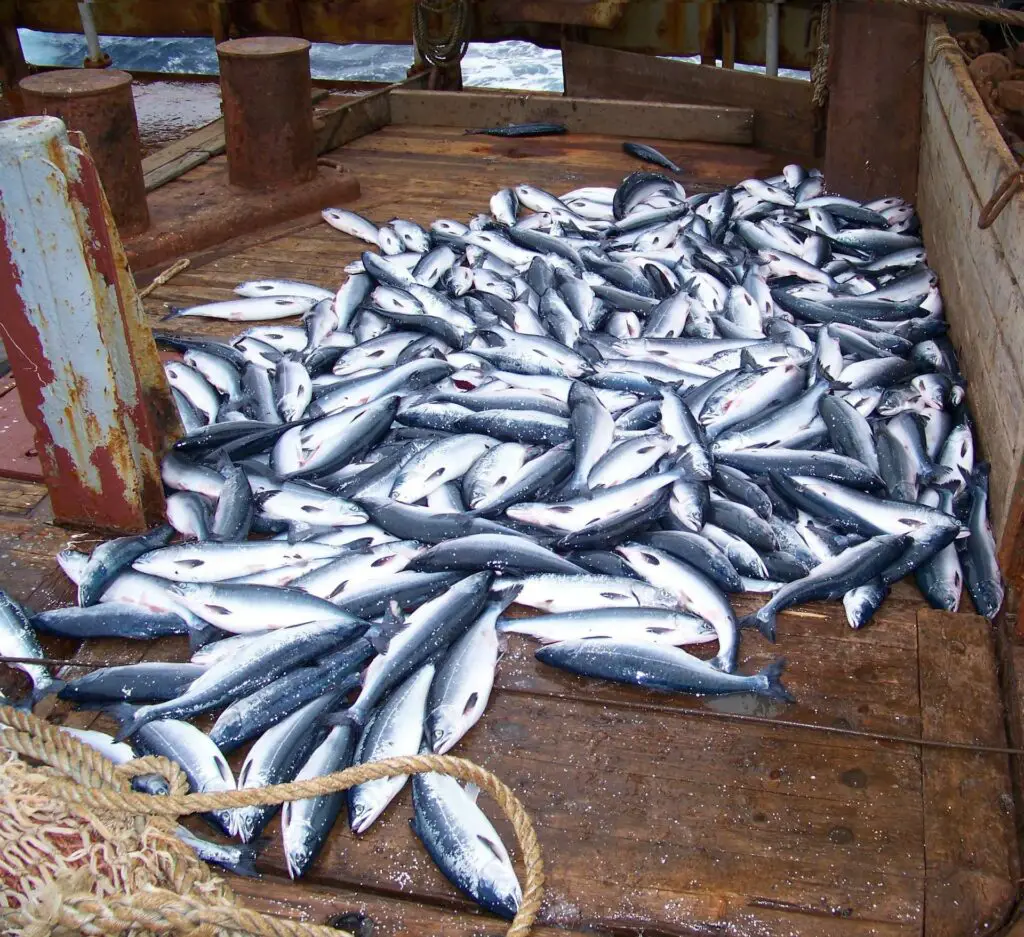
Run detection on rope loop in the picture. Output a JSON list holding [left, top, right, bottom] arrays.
[[0, 704, 544, 937]]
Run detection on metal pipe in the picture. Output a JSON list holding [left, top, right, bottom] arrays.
[[766, 1, 781, 77], [77, 1, 109, 68]]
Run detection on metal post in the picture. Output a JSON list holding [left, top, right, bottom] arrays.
[[0, 116, 178, 533], [77, 1, 110, 68], [19, 69, 149, 235], [217, 37, 316, 190], [766, 1, 781, 77], [721, 2, 737, 68]]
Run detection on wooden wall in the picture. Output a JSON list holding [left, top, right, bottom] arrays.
[[917, 20, 1024, 608], [560, 40, 817, 161]]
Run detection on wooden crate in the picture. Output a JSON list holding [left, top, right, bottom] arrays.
[[917, 20, 1024, 614]]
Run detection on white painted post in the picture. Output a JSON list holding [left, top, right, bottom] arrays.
[[0, 115, 178, 531]]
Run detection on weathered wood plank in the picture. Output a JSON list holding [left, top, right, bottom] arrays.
[[560, 40, 814, 157], [918, 609, 1018, 936], [923, 21, 1024, 610], [314, 73, 431, 154], [389, 90, 755, 146], [925, 22, 1024, 288], [0, 477, 46, 514], [824, 1, 925, 201], [142, 119, 227, 192], [233, 875, 603, 937], [917, 52, 1024, 551], [254, 691, 924, 934]]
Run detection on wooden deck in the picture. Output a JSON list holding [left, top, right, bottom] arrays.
[[3, 124, 1022, 937]]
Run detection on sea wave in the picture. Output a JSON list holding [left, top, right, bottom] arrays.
[[17, 30, 566, 92]]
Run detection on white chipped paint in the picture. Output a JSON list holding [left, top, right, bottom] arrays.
[[0, 117, 141, 494]]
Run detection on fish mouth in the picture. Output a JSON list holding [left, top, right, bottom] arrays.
[[349, 807, 378, 835]]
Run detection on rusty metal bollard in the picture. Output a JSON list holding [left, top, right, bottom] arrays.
[[20, 69, 150, 236], [0, 116, 178, 532], [217, 37, 317, 190]]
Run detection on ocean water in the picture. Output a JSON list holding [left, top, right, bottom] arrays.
[[17, 30, 567, 92], [19, 29, 808, 91]]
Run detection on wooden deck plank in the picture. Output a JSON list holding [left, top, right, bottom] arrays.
[[232, 874, 604, 937], [918, 609, 1018, 935], [0, 478, 47, 515], [253, 691, 924, 934]]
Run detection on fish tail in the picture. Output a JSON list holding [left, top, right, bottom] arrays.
[[187, 623, 222, 654], [711, 643, 739, 674], [161, 306, 186, 321], [491, 583, 524, 614], [759, 658, 794, 702], [232, 839, 268, 878], [326, 708, 366, 731], [111, 706, 151, 742], [739, 608, 777, 643]]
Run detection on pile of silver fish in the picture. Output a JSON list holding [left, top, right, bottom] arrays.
[[0, 164, 1005, 918]]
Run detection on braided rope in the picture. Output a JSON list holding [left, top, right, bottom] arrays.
[[811, 0, 832, 107], [413, 0, 469, 67], [0, 705, 544, 937]]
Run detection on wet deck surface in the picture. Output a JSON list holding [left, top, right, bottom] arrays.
[[3, 125, 1020, 937]]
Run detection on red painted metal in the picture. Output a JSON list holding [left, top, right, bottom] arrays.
[[0, 116, 179, 532], [217, 36, 317, 190], [19, 69, 150, 235]]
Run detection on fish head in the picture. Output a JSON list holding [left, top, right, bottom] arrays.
[[348, 785, 392, 835]]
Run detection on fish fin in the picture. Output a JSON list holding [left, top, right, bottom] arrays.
[[31, 679, 64, 704], [759, 658, 794, 702], [287, 522, 331, 543], [738, 349, 760, 371], [463, 782, 481, 803], [369, 601, 407, 653], [738, 608, 776, 643]]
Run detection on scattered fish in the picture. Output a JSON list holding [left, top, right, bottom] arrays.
[[465, 122, 568, 137], [623, 142, 683, 173]]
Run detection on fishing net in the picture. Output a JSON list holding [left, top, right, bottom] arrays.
[[0, 705, 543, 937]]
